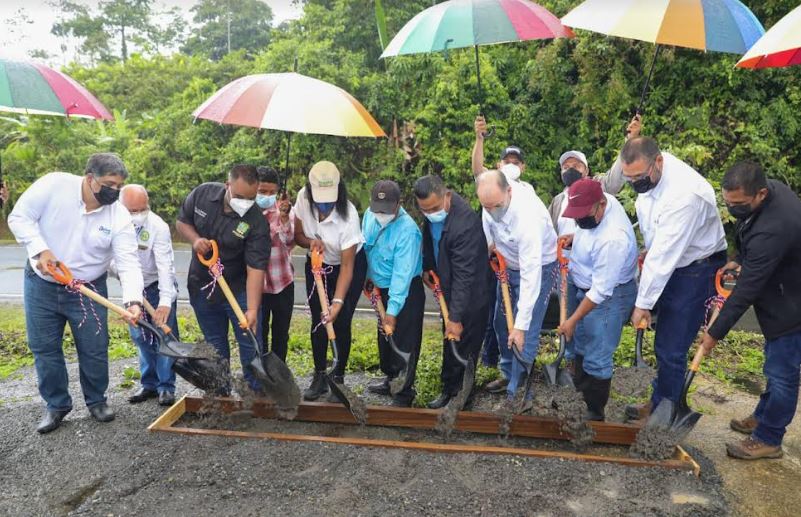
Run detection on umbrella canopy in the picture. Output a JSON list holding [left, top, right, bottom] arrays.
[[0, 59, 113, 120], [561, 0, 764, 54], [737, 4, 801, 69], [380, 0, 573, 57], [192, 72, 385, 138]]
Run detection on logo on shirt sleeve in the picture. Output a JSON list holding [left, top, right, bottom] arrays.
[[233, 221, 250, 239]]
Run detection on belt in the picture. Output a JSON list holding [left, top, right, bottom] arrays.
[[690, 250, 727, 266]]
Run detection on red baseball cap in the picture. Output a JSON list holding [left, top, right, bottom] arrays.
[[563, 178, 603, 219]]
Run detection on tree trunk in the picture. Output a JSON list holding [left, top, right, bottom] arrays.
[[121, 25, 127, 62]]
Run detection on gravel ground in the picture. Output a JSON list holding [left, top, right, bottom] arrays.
[[0, 358, 730, 516]]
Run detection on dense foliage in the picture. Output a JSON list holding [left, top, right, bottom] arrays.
[[2, 0, 800, 231]]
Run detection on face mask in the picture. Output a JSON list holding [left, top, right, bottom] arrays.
[[130, 211, 148, 227], [576, 215, 600, 230], [561, 168, 583, 188], [500, 163, 521, 182], [726, 203, 753, 220], [228, 190, 255, 217], [316, 202, 336, 215], [488, 203, 509, 223], [92, 177, 120, 205], [256, 194, 276, 209], [425, 209, 447, 224], [631, 176, 654, 194], [374, 213, 395, 227]]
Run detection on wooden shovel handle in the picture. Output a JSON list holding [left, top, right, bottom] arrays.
[[142, 298, 174, 335], [312, 250, 336, 340], [370, 286, 394, 337], [196, 239, 219, 267], [214, 269, 248, 329], [46, 262, 135, 321], [557, 238, 569, 325], [429, 270, 456, 340]]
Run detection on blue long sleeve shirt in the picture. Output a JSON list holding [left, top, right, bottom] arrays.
[[362, 207, 423, 316]]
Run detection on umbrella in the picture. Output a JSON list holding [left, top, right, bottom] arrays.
[[0, 58, 113, 207], [737, 4, 801, 69], [562, 0, 765, 120], [380, 0, 573, 135], [192, 72, 385, 184]]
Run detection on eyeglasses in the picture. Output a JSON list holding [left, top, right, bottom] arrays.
[[626, 160, 655, 183]]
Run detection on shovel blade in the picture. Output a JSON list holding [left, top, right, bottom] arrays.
[[635, 356, 650, 369], [542, 363, 558, 386], [556, 368, 575, 388], [668, 409, 703, 442], [645, 399, 676, 430], [388, 336, 413, 397], [158, 340, 219, 360], [173, 357, 231, 393], [247, 352, 301, 412], [326, 375, 368, 425]]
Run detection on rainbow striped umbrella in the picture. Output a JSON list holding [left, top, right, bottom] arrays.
[[737, 4, 801, 69], [562, 0, 764, 117], [0, 59, 113, 120]]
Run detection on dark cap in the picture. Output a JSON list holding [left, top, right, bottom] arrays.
[[563, 178, 603, 219], [370, 180, 401, 214], [500, 146, 524, 162]]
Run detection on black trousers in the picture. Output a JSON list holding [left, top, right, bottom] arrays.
[[305, 249, 367, 376], [261, 283, 294, 362], [376, 276, 425, 401], [441, 302, 489, 395]]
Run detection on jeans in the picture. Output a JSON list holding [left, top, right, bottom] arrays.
[[494, 262, 557, 397], [262, 283, 294, 362], [130, 282, 178, 394], [571, 279, 637, 379], [24, 264, 110, 411], [481, 274, 499, 367], [752, 331, 801, 446], [650, 254, 725, 408], [189, 288, 263, 391]]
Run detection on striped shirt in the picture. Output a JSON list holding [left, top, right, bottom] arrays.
[[262, 205, 295, 294]]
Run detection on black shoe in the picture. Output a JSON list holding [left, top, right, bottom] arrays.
[[36, 409, 71, 434], [367, 377, 391, 396], [391, 396, 413, 407], [303, 371, 329, 401], [128, 387, 158, 404], [159, 392, 176, 406], [88, 402, 115, 423], [427, 393, 452, 409]]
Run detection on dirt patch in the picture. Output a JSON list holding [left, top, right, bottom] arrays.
[[630, 426, 683, 461], [613, 366, 655, 400], [546, 384, 596, 447]]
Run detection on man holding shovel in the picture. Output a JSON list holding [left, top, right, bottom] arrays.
[[415, 175, 490, 409], [476, 170, 557, 404], [557, 179, 638, 420], [700, 162, 801, 460], [362, 180, 425, 407], [8, 153, 144, 433]]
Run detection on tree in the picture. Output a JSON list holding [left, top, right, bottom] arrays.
[[182, 0, 273, 60]]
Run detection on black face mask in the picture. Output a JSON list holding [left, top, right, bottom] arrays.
[[726, 203, 753, 220], [92, 178, 120, 205], [576, 215, 600, 230], [631, 176, 654, 194], [561, 168, 583, 188]]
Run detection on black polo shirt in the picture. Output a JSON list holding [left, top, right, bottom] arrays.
[[178, 182, 270, 303]]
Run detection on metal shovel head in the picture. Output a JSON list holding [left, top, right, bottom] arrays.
[[556, 368, 575, 388], [324, 338, 368, 424], [634, 329, 650, 369], [436, 357, 476, 437], [388, 334, 412, 397], [173, 357, 231, 393], [248, 352, 301, 413], [136, 320, 219, 360]]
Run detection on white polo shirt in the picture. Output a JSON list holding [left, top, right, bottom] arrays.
[[293, 186, 364, 265], [482, 181, 558, 331], [569, 194, 638, 304], [8, 172, 143, 304], [635, 152, 726, 309], [131, 211, 177, 307]]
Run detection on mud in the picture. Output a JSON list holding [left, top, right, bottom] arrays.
[[630, 426, 682, 461], [435, 361, 475, 438], [548, 385, 596, 448]]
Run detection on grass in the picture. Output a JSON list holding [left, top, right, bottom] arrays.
[[0, 304, 767, 405]]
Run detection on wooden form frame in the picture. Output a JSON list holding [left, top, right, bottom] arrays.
[[149, 396, 700, 476]]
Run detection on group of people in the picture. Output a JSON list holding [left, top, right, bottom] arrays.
[[8, 116, 801, 462]]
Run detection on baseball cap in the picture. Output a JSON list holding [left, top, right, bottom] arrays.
[[563, 178, 603, 219], [500, 146, 524, 162], [370, 180, 401, 214], [308, 161, 340, 203], [559, 150, 588, 169]]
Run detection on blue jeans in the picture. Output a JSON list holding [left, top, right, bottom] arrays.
[[24, 265, 110, 411], [494, 262, 557, 397], [571, 279, 637, 379], [481, 275, 500, 367], [190, 289, 263, 391], [130, 282, 178, 394], [651, 255, 725, 408], [752, 331, 801, 446]]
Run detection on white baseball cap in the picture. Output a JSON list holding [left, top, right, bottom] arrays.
[[559, 150, 588, 169], [308, 161, 340, 203]]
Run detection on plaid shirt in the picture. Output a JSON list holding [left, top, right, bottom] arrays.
[[262, 205, 295, 294]]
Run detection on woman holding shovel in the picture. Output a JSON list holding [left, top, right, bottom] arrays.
[[294, 161, 367, 401], [557, 179, 638, 421]]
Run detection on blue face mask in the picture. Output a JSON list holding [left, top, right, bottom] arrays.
[[425, 209, 447, 224], [256, 194, 276, 209], [316, 202, 336, 215]]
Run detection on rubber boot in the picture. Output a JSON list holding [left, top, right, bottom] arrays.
[[582, 376, 611, 421], [303, 371, 329, 401], [572, 355, 589, 392]]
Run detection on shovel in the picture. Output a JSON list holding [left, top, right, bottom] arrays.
[[633, 319, 650, 368], [543, 238, 574, 388], [363, 283, 412, 397], [310, 249, 367, 424], [489, 251, 530, 370], [197, 240, 300, 412], [643, 269, 735, 441]]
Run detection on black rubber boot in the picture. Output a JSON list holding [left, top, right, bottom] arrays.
[[303, 371, 329, 401], [582, 376, 611, 421], [572, 355, 589, 391]]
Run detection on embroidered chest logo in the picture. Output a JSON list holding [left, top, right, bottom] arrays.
[[195, 207, 207, 218], [233, 221, 250, 239], [98, 225, 111, 235]]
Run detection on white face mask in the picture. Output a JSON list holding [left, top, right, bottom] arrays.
[[228, 189, 255, 217], [374, 212, 396, 228], [130, 210, 148, 227], [500, 163, 521, 182]]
